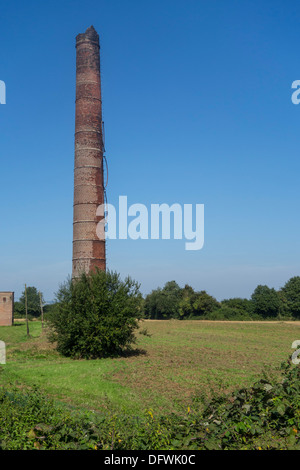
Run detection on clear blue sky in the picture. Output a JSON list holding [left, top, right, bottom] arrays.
[[1, 0, 300, 301]]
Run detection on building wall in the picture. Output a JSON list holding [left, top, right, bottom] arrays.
[[0, 292, 14, 326]]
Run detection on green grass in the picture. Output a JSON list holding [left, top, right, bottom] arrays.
[[1, 320, 299, 416]]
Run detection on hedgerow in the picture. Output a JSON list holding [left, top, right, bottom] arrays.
[[1, 359, 299, 450]]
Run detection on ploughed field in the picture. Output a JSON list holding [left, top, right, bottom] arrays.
[[0, 320, 299, 415]]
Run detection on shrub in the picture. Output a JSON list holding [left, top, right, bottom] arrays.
[[47, 269, 142, 359], [0, 386, 115, 450], [196, 359, 300, 450], [205, 306, 253, 321], [221, 297, 253, 315]]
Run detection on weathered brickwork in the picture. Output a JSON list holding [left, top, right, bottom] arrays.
[[72, 26, 106, 277], [0, 292, 14, 326]]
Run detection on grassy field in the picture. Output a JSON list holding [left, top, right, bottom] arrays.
[[0, 319, 299, 416]]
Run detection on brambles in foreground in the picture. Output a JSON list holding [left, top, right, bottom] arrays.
[[1, 359, 299, 450], [47, 269, 142, 359], [197, 359, 300, 450]]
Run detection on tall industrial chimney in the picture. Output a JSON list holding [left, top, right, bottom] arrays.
[[72, 26, 106, 278]]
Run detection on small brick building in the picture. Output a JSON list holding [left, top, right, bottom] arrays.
[[0, 292, 14, 326]]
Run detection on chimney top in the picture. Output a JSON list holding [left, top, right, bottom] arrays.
[[76, 25, 99, 46]]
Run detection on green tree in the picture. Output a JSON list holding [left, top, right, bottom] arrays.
[[13, 301, 25, 318], [144, 281, 182, 319], [280, 276, 300, 318], [192, 291, 220, 317], [47, 269, 142, 359], [251, 285, 281, 318], [178, 296, 193, 319], [221, 298, 253, 316], [19, 286, 44, 318], [178, 284, 196, 319], [143, 288, 163, 319]]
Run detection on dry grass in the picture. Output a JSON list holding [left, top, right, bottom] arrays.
[[111, 320, 300, 408]]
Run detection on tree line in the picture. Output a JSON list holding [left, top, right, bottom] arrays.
[[10, 272, 300, 360], [14, 275, 300, 322], [142, 276, 300, 320]]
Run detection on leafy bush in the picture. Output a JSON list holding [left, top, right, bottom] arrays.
[[47, 269, 142, 359], [0, 386, 115, 450], [196, 359, 300, 449], [221, 297, 253, 314], [205, 307, 254, 321]]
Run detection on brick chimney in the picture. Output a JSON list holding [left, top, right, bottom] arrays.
[[72, 26, 106, 278]]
